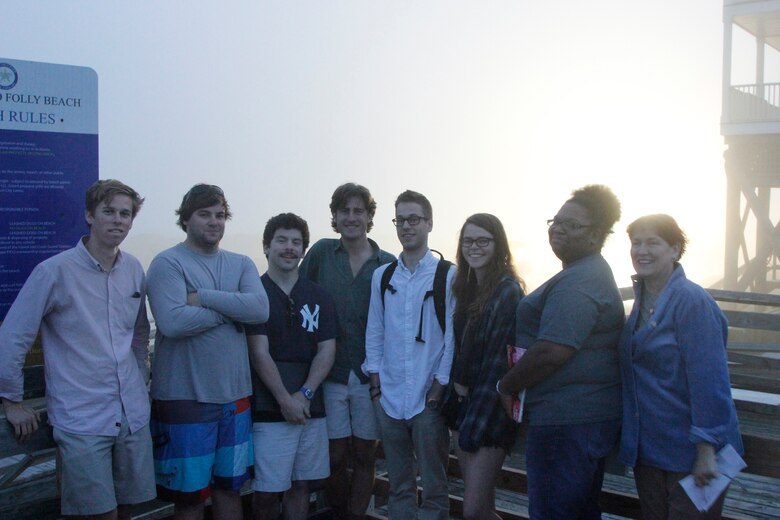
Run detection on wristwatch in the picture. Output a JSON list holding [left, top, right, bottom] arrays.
[[299, 386, 314, 400]]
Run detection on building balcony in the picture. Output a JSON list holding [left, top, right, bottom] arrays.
[[723, 82, 780, 134]]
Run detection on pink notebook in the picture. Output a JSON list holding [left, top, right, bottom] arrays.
[[506, 345, 527, 423]]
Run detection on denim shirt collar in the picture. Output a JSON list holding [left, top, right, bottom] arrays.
[[629, 263, 686, 330]]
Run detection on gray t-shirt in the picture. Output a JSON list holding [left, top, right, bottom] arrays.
[[515, 253, 624, 426], [147, 243, 268, 403]]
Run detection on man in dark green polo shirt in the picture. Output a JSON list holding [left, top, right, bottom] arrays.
[[299, 183, 395, 520]]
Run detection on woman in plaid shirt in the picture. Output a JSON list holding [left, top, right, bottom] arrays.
[[443, 213, 524, 520]]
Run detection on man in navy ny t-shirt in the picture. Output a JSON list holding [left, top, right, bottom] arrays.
[[246, 213, 337, 520]]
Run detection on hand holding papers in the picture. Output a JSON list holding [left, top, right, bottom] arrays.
[[679, 444, 746, 512]]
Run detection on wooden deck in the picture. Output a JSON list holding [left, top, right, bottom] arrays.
[[365, 288, 780, 519]]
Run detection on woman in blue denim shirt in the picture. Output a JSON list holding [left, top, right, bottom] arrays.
[[619, 214, 743, 519]]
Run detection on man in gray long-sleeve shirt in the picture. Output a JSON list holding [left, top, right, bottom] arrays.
[[147, 184, 269, 520]]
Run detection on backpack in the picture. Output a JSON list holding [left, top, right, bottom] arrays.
[[380, 250, 452, 342]]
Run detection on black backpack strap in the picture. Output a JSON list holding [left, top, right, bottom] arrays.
[[380, 261, 399, 307], [415, 289, 435, 343], [413, 251, 452, 342], [432, 258, 453, 333]]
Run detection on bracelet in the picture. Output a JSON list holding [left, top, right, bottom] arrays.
[[495, 379, 506, 396]]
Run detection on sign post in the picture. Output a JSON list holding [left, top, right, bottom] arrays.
[[0, 58, 98, 320]]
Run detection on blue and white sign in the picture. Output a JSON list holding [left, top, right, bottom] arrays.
[[0, 58, 98, 320]]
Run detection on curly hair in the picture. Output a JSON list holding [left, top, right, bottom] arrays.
[[568, 184, 621, 248], [263, 212, 310, 251]]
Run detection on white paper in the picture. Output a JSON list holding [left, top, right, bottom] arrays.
[[679, 444, 747, 512], [515, 389, 526, 422]]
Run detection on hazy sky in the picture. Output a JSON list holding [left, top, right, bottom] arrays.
[[0, 1, 761, 289]]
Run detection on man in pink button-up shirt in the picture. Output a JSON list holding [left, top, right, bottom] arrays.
[[0, 179, 156, 520]]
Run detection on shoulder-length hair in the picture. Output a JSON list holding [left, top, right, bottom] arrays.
[[452, 213, 521, 324]]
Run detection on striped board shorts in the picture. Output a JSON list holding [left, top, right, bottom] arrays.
[[151, 397, 254, 505]]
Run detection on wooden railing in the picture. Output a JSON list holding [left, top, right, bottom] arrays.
[[727, 83, 780, 123]]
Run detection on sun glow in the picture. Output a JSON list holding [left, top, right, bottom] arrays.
[[1, 1, 730, 292]]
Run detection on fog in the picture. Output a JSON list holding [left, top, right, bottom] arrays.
[[1, 1, 742, 289]]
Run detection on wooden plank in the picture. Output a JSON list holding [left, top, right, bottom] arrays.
[[742, 434, 780, 479], [373, 473, 529, 520], [448, 453, 529, 493], [724, 473, 780, 520], [619, 287, 780, 308], [707, 289, 780, 308], [728, 351, 780, 369], [0, 473, 58, 519], [0, 454, 55, 487], [723, 310, 780, 332], [22, 365, 46, 400], [728, 342, 780, 352], [128, 485, 255, 520], [376, 441, 780, 519], [618, 287, 634, 301], [375, 460, 780, 520], [0, 453, 33, 488], [730, 366, 780, 378], [733, 388, 780, 416], [0, 399, 53, 457], [731, 372, 780, 394]]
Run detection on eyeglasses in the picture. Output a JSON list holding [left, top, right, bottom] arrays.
[[392, 215, 429, 227], [287, 296, 297, 327], [461, 237, 493, 248], [547, 218, 591, 232]]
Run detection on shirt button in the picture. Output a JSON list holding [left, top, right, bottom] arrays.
[[116, 422, 121, 427]]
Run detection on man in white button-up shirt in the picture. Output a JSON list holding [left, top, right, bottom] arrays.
[[363, 190, 455, 520], [0, 179, 155, 520]]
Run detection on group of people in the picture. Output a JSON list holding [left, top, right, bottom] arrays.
[[0, 178, 743, 520]]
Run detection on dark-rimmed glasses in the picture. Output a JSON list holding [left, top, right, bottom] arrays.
[[547, 218, 591, 233], [392, 215, 429, 227], [461, 237, 493, 248]]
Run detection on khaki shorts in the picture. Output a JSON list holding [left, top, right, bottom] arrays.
[[323, 371, 379, 440], [53, 415, 155, 516], [251, 418, 329, 493]]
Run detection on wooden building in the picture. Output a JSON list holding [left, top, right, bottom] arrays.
[[723, 0, 780, 291]]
